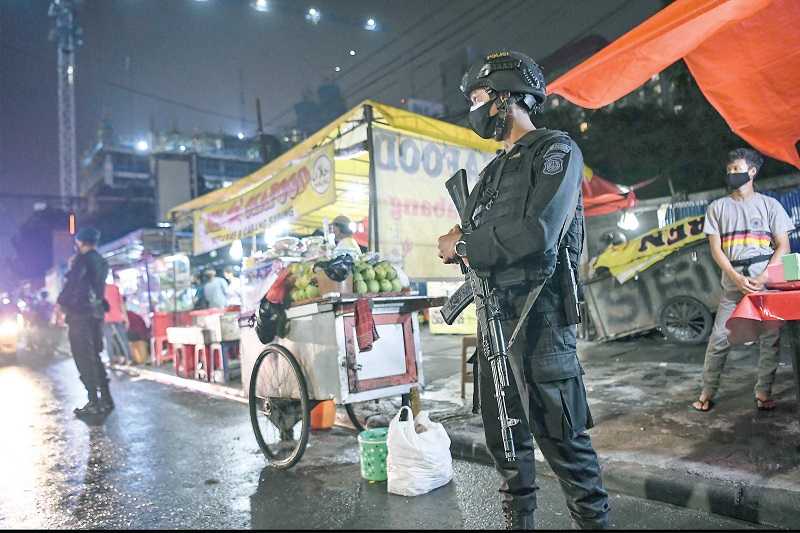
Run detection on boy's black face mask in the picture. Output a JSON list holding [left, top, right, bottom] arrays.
[[725, 171, 751, 189]]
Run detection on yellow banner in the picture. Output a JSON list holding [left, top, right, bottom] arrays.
[[193, 144, 336, 255], [593, 215, 707, 283], [372, 126, 495, 279]]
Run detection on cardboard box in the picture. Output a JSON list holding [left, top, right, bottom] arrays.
[[782, 253, 800, 281], [314, 271, 353, 296]]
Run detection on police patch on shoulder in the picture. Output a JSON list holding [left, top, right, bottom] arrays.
[[544, 142, 571, 157], [543, 157, 563, 175]]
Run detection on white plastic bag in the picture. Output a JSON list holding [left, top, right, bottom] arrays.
[[386, 406, 454, 496]]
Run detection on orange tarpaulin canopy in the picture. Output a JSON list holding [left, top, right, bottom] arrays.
[[548, 0, 800, 169], [582, 165, 636, 217]]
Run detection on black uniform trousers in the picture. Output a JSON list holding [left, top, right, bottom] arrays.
[[67, 314, 108, 398], [477, 288, 609, 528]]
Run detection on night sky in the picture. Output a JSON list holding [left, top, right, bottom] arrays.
[[0, 0, 664, 284]]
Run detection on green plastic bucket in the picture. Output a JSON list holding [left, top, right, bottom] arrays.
[[358, 427, 389, 481]]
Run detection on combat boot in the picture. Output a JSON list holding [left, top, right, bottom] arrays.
[[503, 509, 535, 530]]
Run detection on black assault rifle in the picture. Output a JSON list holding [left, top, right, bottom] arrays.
[[440, 169, 520, 461]]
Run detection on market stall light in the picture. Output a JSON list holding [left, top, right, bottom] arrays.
[[305, 7, 320, 24], [135, 139, 149, 152], [229, 239, 244, 261], [157, 221, 172, 228], [579, 122, 589, 133], [178, 144, 187, 151], [364, 18, 377, 31], [617, 211, 640, 231], [334, 66, 341, 73], [237, 132, 245, 140], [251, 0, 269, 12], [349, 49, 356, 56]]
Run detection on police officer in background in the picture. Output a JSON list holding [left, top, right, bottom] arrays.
[[57, 227, 113, 418], [437, 51, 609, 529]]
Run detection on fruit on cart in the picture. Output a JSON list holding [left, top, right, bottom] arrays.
[[355, 280, 368, 295], [367, 280, 380, 293], [385, 266, 397, 280], [391, 279, 402, 292], [304, 285, 320, 299], [362, 267, 376, 281], [290, 288, 304, 302], [353, 270, 364, 282], [379, 279, 393, 292], [295, 274, 311, 289], [374, 266, 386, 281]]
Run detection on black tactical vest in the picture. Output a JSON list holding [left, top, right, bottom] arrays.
[[468, 129, 579, 288]]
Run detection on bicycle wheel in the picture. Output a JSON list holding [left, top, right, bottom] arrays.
[[344, 394, 408, 433], [248, 344, 310, 469]]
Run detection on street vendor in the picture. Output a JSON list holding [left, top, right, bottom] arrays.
[[692, 148, 795, 413], [436, 50, 608, 530], [330, 215, 362, 258]]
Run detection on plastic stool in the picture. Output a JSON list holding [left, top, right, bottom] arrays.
[[212, 341, 240, 383], [173, 343, 196, 379], [193, 344, 212, 381], [151, 335, 174, 366]]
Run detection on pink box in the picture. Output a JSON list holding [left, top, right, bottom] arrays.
[[766, 262, 785, 284]]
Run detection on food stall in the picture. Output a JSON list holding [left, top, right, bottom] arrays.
[[166, 100, 501, 336]]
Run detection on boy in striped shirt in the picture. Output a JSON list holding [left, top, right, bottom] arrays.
[[692, 148, 794, 412]]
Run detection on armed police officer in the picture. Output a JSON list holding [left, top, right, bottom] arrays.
[[57, 227, 114, 419], [437, 51, 609, 529]]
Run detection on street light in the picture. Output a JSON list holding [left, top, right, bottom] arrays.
[[305, 7, 320, 24], [364, 18, 377, 31], [334, 66, 342, 72], [251, 0, 269, 12], [349, 49, 356, 56]]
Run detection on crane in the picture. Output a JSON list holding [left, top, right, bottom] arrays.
[[48, 0, 83, 206]]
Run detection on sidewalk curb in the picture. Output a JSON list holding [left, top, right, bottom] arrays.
[[111, 364, 247, 405], [448, 432, 800, 529]]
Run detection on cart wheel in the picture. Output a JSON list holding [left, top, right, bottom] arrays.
[[248, 344, 310, 470], [344, 395, 406, 432], [659, 296, 713, 345]]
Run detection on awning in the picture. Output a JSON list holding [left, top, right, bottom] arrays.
[[548, 0, 800, 169], [582, 165, 636, 217], [167, 99, 499, 230]]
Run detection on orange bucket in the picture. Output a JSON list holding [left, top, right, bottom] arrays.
[[310, 400, 336, 430]]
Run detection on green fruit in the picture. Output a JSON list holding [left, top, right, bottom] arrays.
[[367, 280, 380, 293], [290, 289, 303, 302], [356, 280, 368, 294], [374, 268, 386, 281], [304, 285, 320, 299], [380, 279, 392, 292], [363, 267, 375, 281], [289, 264, 300, 274], [385, 267, 397, 280], [353, 271, 363, 282], [391, 279, 402, 292], [295, 275, 310, 289]]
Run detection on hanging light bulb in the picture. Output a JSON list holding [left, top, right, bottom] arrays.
[[229, 239, 244, 260]]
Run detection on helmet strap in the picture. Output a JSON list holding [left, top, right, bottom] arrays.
[[493, 93, 520, 141]]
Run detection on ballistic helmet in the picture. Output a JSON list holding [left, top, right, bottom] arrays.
[[460, 50, 547, 114]]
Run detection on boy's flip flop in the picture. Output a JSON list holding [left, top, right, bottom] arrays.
[[756, 398, 777, 411], [691, 399, 715, 412]]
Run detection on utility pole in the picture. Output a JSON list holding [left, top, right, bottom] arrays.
[[255, 98, 269, 163], [48, 0, 83, 207]]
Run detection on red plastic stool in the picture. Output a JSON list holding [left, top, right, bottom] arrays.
[[173, 343, 196, 379], [194, 344, 213, 382], [150, 335, 174, 366]]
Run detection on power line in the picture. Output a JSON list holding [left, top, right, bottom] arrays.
[[1, 40, 255, 126]]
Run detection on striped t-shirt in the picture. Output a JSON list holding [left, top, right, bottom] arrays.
[[703, 192, 794, 291]]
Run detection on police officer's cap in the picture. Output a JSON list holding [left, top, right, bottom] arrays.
[[75, 227, 101, 245], [461, 50, 547, 109]]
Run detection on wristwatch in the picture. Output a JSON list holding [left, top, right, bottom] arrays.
[[454, 239, 468, 258]]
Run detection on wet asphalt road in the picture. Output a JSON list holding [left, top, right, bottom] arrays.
[[0, 351, 758, 529]]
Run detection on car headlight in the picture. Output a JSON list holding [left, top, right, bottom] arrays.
[[0, 320, 18, 337]]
